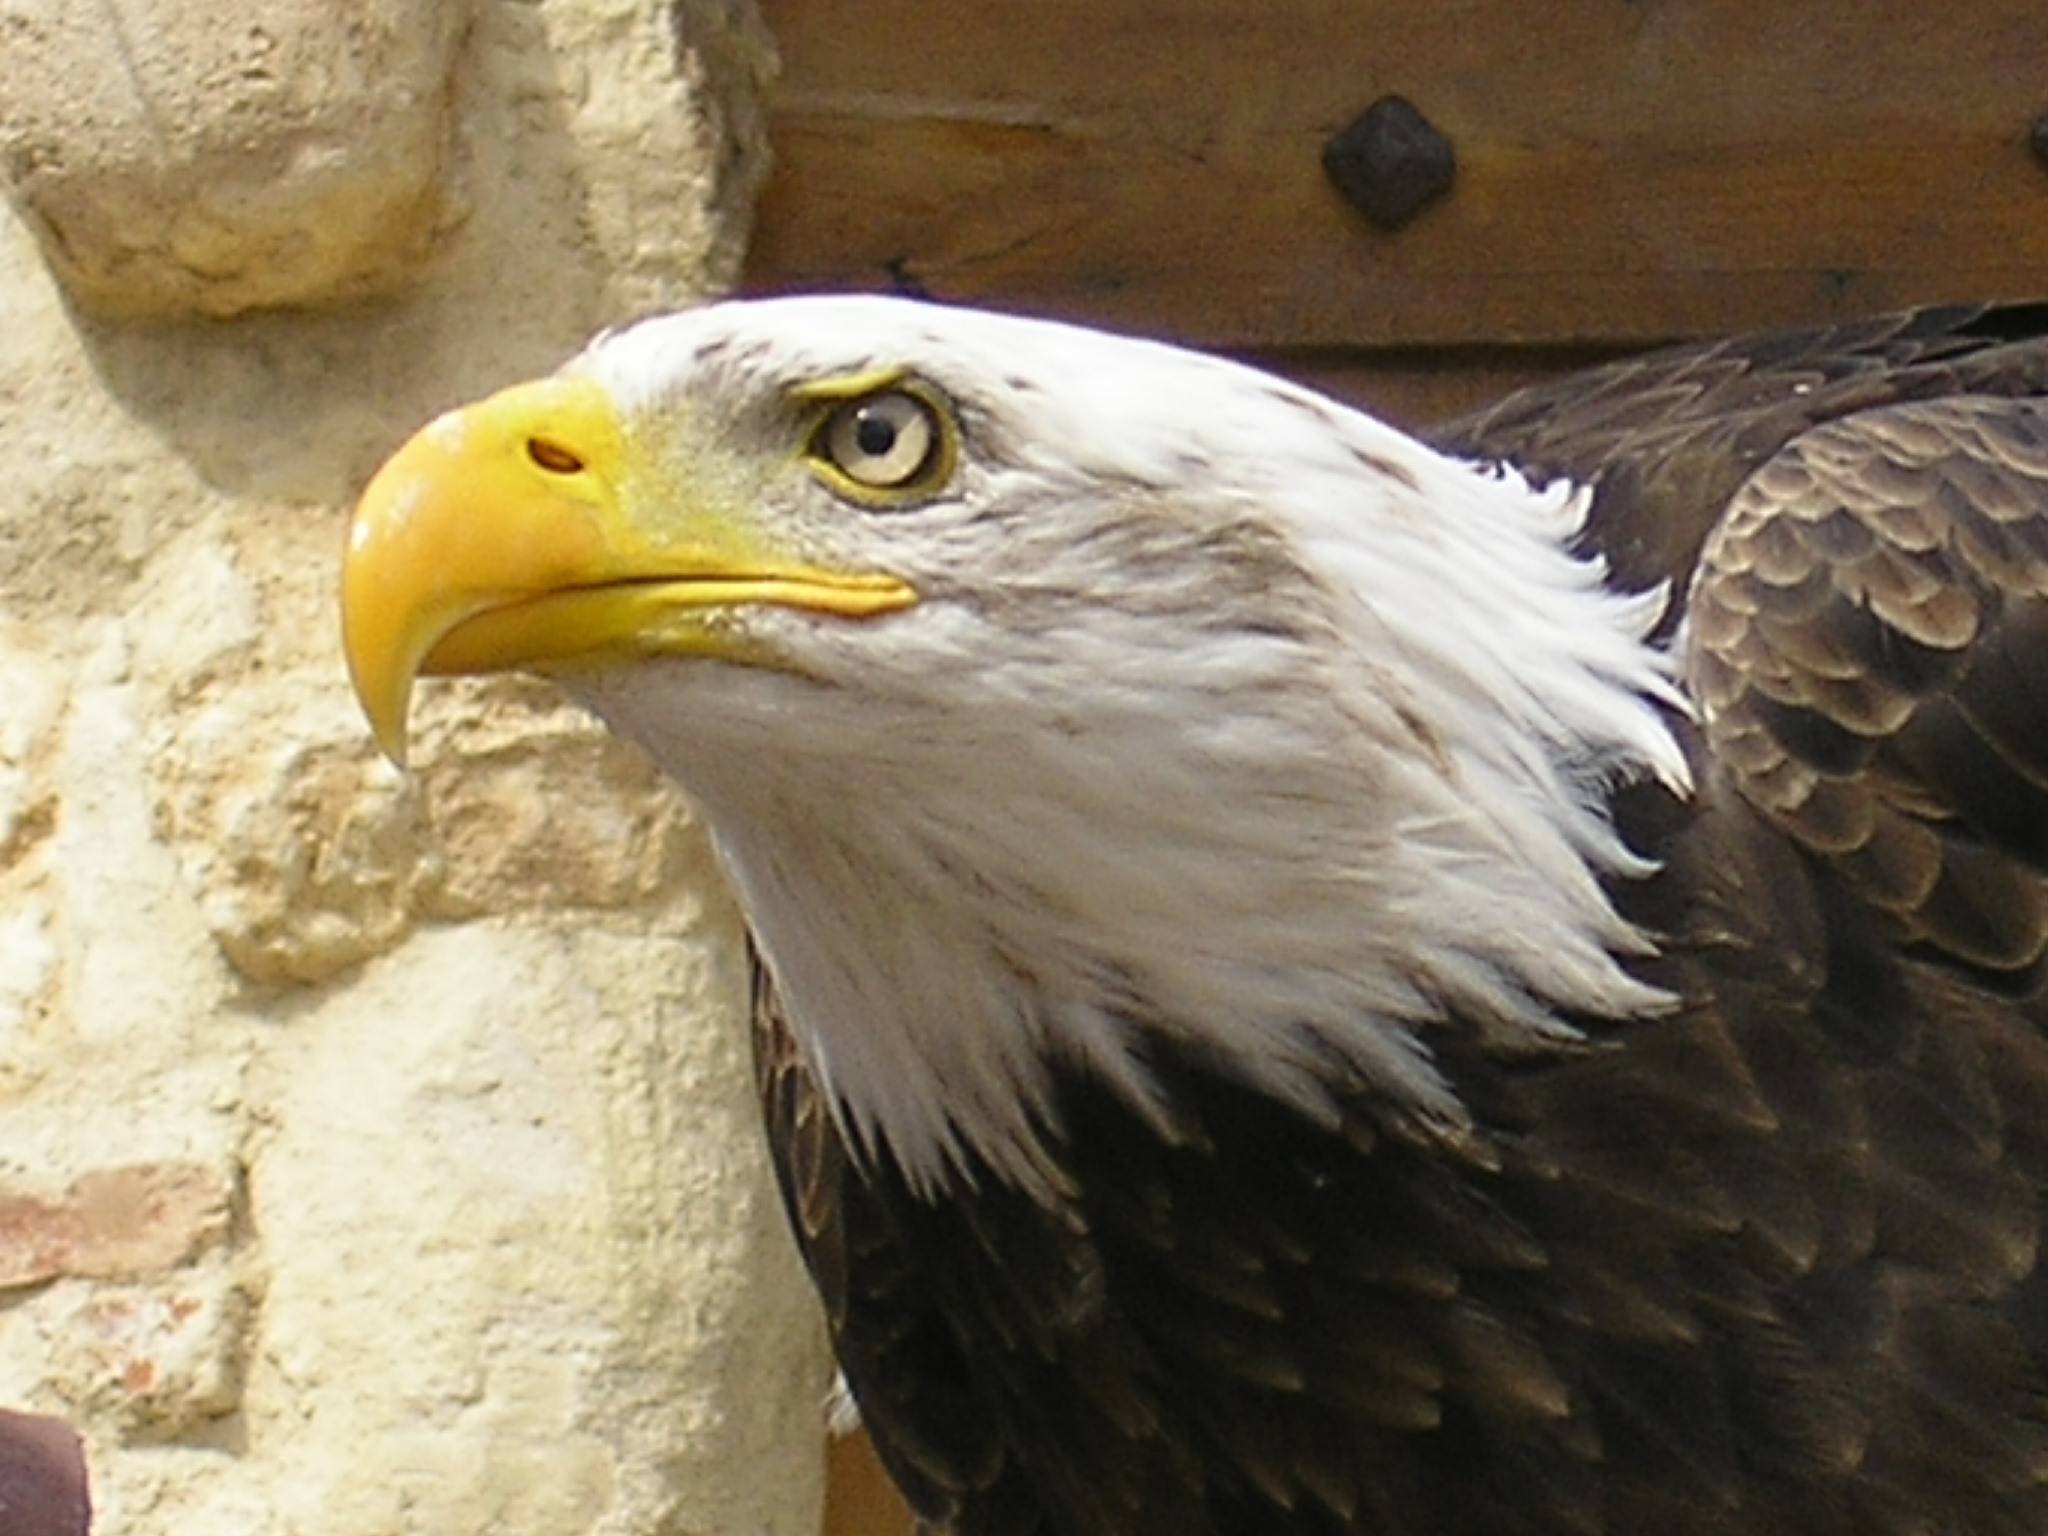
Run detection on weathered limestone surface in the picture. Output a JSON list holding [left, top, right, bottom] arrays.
[[0, 0, 471, 319], [0, 3, 831, 1534]]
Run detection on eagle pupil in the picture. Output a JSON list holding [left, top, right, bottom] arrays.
[[855, 411, 898, 458]]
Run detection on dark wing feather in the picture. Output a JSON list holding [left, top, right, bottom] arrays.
[[750, 956, 1036, 1534], [1685, 397, 2048, 975]]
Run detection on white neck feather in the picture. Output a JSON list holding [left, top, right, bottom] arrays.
[[575, 334, 1690, 1198]]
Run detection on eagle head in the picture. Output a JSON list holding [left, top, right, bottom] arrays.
[[343, 296, 1685, 1191]]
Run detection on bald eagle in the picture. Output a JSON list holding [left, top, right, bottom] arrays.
[[343, 298, 2048, 1536]]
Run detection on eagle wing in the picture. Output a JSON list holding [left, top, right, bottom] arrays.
[[1435, 307, 2048, 1523], [1688, 396, 2048, 974]]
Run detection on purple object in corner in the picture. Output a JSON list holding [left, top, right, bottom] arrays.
[[0, 1410, 90, 1536]]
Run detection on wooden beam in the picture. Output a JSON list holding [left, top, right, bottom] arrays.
[[748, 0, 2048, 348], [824, 1430, 915, 1536]]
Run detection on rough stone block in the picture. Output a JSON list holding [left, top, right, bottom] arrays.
[[0, 0, 472, 318], [0, 640, 63, 871], [145, 675, 703, 986], [41, 1274, 251, 1438], [419, 695, 700, 922]]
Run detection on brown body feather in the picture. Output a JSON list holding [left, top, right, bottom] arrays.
[[755, 304, 2048, 1535]]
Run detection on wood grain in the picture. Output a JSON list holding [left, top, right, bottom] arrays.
[[825, 1429, 916, 1536], [747, 1, 2048, 349]]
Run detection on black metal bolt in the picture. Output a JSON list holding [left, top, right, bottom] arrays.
[[1322, 95, 1456, 232]]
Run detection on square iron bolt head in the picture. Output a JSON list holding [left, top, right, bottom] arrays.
[[1323, 95, 1456, 231]]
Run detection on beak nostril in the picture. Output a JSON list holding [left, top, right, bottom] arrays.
[[527, 437, 585, 474]]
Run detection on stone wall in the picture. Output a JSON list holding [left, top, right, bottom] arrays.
[[0, 3, 835, 1532]]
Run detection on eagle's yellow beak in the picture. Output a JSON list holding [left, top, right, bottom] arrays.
[[341, 375, 917, 765]]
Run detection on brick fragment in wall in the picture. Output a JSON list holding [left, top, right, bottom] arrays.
[[0, 1164, 237, 1293]]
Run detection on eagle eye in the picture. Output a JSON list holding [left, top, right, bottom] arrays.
[[815, 390, 943, 495]]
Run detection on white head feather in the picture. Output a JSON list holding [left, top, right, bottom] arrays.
[[567, 296, 1690, 1197]]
